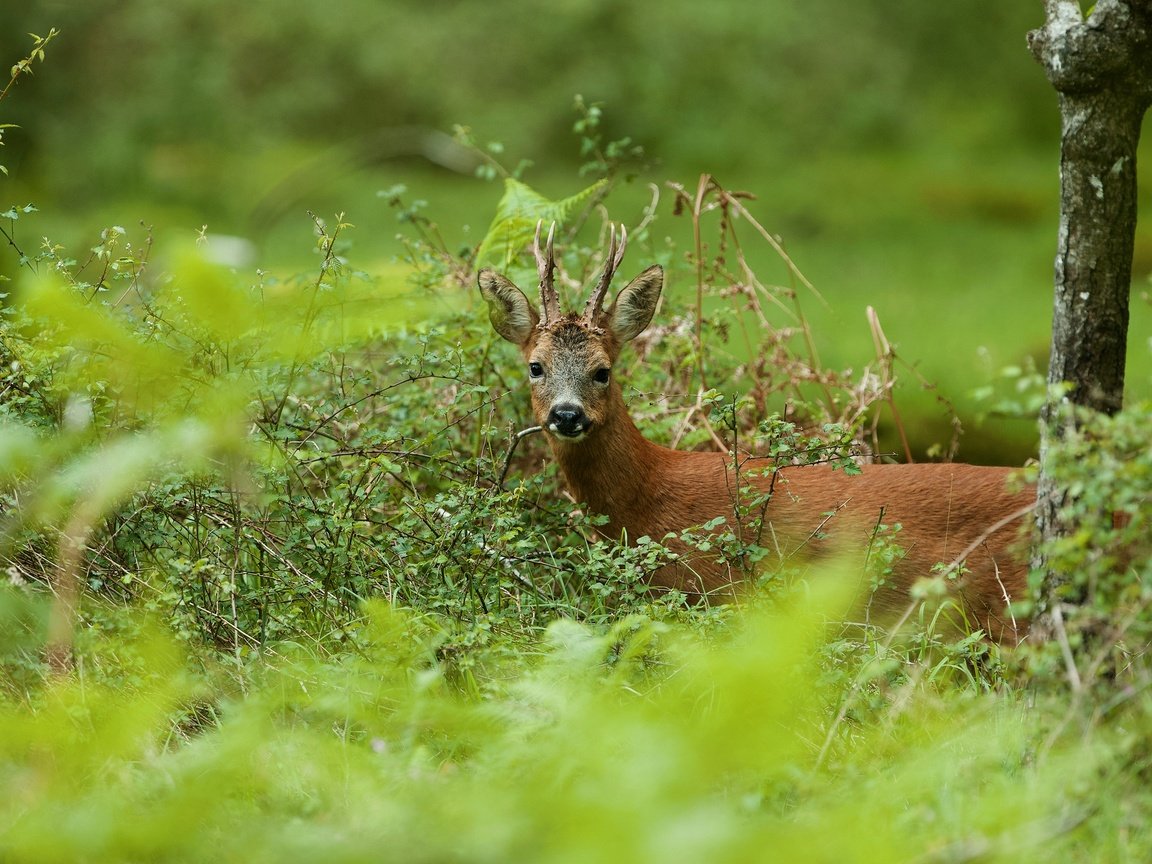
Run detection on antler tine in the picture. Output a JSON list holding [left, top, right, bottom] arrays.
[[534, 220, 561, 324], [583, 223, 628, 323]]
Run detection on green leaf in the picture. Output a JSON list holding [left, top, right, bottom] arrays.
[[475, 177, 607, 269]]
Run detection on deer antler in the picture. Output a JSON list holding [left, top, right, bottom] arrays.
[[534, 220, 561, 324], [583, 223, 627, 324]]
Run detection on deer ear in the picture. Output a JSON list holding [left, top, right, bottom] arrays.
[[608, 265, 662, 343], [478, 269, 539, 345]]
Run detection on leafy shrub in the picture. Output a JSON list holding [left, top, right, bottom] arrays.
[[1, 111, 915, 678], [1024, 400, 1152, 694]]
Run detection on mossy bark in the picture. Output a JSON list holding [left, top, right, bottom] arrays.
[[1027, 0, 1152, 634]]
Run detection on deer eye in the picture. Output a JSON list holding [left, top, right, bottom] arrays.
[[528, 362, 545, 379], [592, 367, 610, 385]]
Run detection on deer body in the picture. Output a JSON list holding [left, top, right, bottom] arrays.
[[480, 225, 1032, 639]]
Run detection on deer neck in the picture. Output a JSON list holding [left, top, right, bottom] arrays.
[[546, 398, 664, 530]]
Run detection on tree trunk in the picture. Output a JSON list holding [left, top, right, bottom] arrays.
[[1027, 0, 1152, 631]]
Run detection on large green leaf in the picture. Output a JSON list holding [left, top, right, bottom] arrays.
[[475, 178, 607, 270]]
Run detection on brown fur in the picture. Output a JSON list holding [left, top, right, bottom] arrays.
[[547, 373, 1033, 639], [479, 258, 1034, 641]]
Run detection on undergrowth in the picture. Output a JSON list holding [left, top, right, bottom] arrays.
[[1, 34, 1151, 862]]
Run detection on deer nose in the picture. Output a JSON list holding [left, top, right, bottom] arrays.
[[547, 404, 591, 438]]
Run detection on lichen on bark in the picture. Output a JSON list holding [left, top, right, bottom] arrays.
[[1027, 0, 1152, 635]]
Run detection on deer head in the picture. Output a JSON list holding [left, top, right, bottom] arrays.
[[478, 222, 663, 442]]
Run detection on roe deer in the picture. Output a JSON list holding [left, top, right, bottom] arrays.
[[479, 223, 1035, 640]]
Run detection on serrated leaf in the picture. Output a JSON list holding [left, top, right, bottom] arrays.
[[475, 177, 607, 269]]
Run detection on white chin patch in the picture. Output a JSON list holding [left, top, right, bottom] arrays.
[[548, 424, 587, 442]]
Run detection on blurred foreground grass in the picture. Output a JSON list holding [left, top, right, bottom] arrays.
[[0, 594, 1121, 864]]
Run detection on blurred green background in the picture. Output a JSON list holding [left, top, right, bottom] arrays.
[[2, 0, 1150, 462]]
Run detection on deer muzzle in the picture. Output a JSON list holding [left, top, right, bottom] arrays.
[[547, 403, 591, 440]]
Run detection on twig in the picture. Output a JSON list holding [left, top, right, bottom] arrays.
[[718, 186, 824, 304], [867, 306, 913, 463], [0, 221, 35, 273], [940, 499, 1038, 579], [989, 559, 1020, 644], [497, 425, 543, 489], [1050, 603, 1084, 693], [0, 29, 59, 105], [46, 501, 99, 675]]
